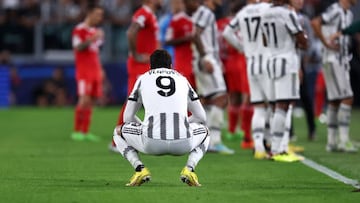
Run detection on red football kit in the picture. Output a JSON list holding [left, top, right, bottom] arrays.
[[166, 11, 195, 87], [217, 17, 249, 94], [72, 22, 103, 98], [72, 22, 104, 134], [127, 5, 159, 94]]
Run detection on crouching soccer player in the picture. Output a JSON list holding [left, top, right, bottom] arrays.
[[113, 50, 209, 186]]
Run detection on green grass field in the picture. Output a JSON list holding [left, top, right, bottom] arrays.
[[0, 107, 359, 203]]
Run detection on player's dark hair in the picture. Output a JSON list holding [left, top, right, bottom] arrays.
[[150, 50, 172, 69], [86, 3, 103, 14], [230, 0, 246, 14]]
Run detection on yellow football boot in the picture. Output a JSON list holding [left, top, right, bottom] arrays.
[[254, 151, 269, 160], [180, 167, 201, 187], [271, 152, 302, 162], [126, 167, 151, 186]]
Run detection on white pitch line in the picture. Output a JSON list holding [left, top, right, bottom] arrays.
[[301, 158, 360, 189]]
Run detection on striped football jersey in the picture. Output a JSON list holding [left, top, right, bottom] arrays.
[[127, 68, 200, 140]]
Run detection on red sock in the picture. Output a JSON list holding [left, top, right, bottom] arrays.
[[74, 106, 83, 132], [315, 71, 326, 117], [240, 104, 253, 142], [117, 103, 127, 125], [81, 107, 92, 134], [228, 105, 240, 133]]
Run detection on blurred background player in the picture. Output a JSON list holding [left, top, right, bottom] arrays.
[[165, 0, 196, 87], [289, 0, 316, 142], [311, 0, 358, 152], [110, 0, 162, 151], [217, 1, 255, 150], [261, 0, 308, 162], [223, 0, 272, 158], [71, 4, 104, 142], [113, 50, 209, 187], [184, 0, 234, 154]]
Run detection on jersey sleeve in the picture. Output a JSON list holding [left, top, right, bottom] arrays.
[[321, 4, 340, 25], [228, 15, 241, 31], [285, 10, 303, 35], [133, 9, 147, 28], [187, 82, 199, 102], [128, 77, 142, 103], [194, 9, 212, 28]]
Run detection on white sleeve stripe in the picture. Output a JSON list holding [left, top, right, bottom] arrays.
[[134, 15, 146, 27], [72, 35, 81, 48]]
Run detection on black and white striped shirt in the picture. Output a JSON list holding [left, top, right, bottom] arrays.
[[321, 2, 353, 64], [228, 2, 271, 75], [192, 5, 219, 56], [124, 68, 206, 140], [261, 5, 303, 76]]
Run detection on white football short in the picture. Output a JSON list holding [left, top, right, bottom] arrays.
[[322, 60, 353, 101], [273, 72, 300, 101], [248, 73, 274, 103], [193, 54, 227, 98], [115, 122, 208, 155]]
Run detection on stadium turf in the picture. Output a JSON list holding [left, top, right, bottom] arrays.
[[0, 107, 359, 203]]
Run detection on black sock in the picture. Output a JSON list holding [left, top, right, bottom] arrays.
[[135, 164, 145, 172], [187, 165, 194, 172]]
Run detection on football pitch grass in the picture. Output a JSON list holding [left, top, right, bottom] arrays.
[[0, 107, 359, 203]]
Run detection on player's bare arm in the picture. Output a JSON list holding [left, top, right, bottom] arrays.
[[127, 22, 150, 63], [75, 29, 103, 51], [311, 16, 339, 50], [295, 31, 308, 50]]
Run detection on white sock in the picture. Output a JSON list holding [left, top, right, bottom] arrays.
[[187, 136, 210, 170], [252, 107, 266, 152], [338, 103, 351, 144], [271, 108, 286, 154], [206, 105, 224, 146], [280, 105, 293, 152], [264, 106, 273, 147], [113, 128, 143, 169], [326, 105, 338, 145]]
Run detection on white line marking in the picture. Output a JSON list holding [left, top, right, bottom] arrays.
[[302, 158, 360, 189]]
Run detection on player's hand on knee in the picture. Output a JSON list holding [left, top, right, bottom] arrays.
[[200, 58, 214, 74]]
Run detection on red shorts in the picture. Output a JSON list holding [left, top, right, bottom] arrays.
[[77, 79, 103, 98], [223, 55, 249, 94]]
